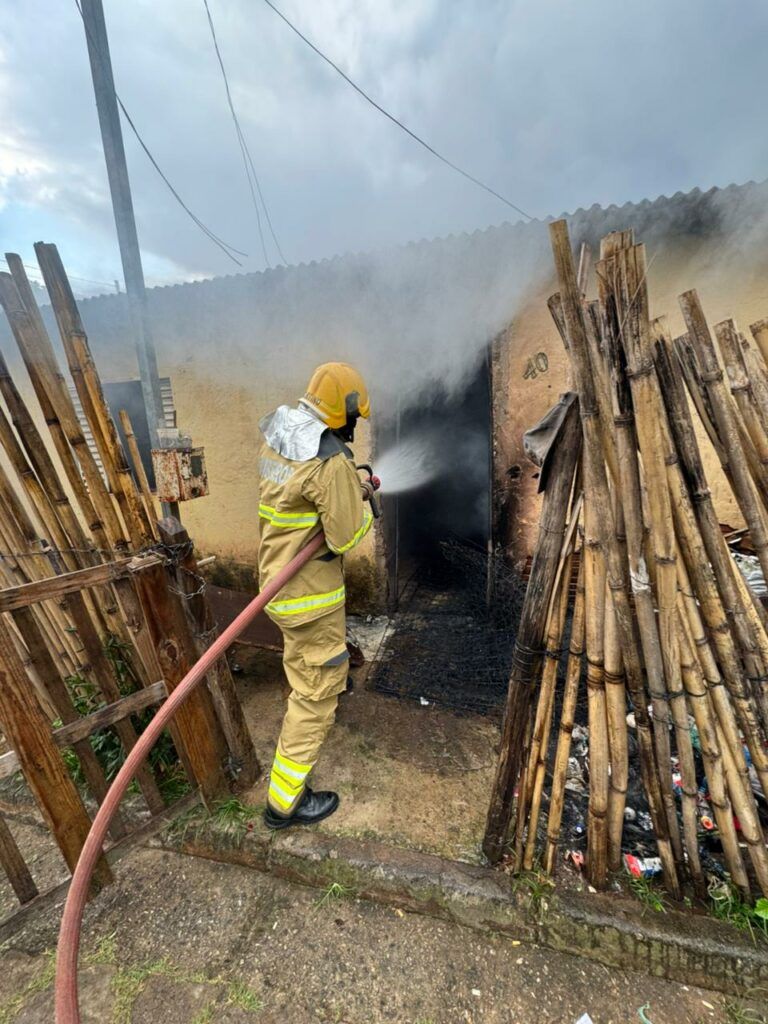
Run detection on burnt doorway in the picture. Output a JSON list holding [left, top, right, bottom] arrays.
[[370, 351, 522, 716]]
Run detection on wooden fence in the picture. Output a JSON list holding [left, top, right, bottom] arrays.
[[0, 244, 258, 918]]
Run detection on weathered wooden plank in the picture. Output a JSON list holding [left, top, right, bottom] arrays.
[[158, 518, 259, 789], [119, 409, 158, 535], [134, 561, 229, 804], [0, 554, 163, 613], [0, 813, 38, 904], [64, 590, 166, 815], [0, 681, 168, 781], [36, 243, 154, 549], [0, 614, 112, 886], [56, 680, 167, 747]]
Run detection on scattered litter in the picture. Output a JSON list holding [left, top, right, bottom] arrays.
[[516, 957, 524, 965], [574, 1015, 594, 1024], [419, 696, 430, 706], [701, 1001, 715, 1010], [394, 909, 405, 918], [733, 551, 767, 597], [510, 940, 521, 946], [566, 850, 585, 871], [626, 712, 636, 729], [624, 854, 663, 878], [637, 1004, 654, 1023], [471, 989, 481, 997], [624, 807, 637, 822]]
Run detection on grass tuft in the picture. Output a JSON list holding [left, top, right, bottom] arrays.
[[512, 868, 555, 918], [226, 980, 263, 1012], [314, 881, 356, 909], [709, 881, 768, 944], [629, 874, 668, 914], [84, 931, 118, 967], [0, 950, 56, 1024]]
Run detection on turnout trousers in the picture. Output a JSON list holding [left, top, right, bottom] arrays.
[[267, 605, 349, 815]]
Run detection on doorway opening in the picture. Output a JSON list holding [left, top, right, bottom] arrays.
[[369, 352, 522, 716]]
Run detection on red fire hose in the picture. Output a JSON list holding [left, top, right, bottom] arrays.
[[55, 532, 326, 1024]]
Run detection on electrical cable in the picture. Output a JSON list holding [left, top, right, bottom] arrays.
[[203, 0, 286, 267], [202, 0, 282, 267], [0, 259, 114, 290], [73, 0, 248, 266], [260, 0, 533, 221]]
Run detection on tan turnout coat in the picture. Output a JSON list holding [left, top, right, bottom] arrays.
[[257, 444, 373, 628]]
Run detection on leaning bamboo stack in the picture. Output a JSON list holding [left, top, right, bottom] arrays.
[[485, 218, 768, 900]]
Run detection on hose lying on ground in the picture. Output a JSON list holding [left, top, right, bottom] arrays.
[[55, 532, 326, 1024]]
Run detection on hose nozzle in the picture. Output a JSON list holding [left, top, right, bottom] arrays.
[[356, 464, 382, 518]]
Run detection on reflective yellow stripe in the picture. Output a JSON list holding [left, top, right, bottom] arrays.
[[267, 585, 346, 618], [268, 779, 296, 810], [328, 507, 374, 555], [274, 751, 311, 781], [259, 503, 319, 529]]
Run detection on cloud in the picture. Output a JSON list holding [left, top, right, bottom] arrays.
[[1, 0, 767, 289]]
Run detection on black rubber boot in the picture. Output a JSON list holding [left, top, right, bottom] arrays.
[[263, 787, 339, 830]]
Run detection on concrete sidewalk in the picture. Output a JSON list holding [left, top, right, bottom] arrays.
[[0, 848, 747, 1024]]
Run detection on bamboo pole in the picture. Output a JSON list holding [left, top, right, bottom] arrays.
[[654, 328, 768, 744], [483, 398, 582, 863], [676, 555, 768, 893], [609, 242, 705, 887], [548, 219, 679, 898], [582, 488, 609, 889], [119, 409, 158, 535], [716, 319, 768, 476], [676, 604, 751, 896], [741, 330, 768, 437], [522, 548, 574, 871], [680, 291, 768, 586], [749, 317, 768, 371], [596, 253, 682, 866], [0, 475, 79, 677], [544, 561, 586, 875], [603, 569, 627, 873]]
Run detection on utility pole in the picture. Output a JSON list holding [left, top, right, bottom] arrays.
[[79, 0, 163, 450]]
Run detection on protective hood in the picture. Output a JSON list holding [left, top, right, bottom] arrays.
[[260, 404, 327, 462]]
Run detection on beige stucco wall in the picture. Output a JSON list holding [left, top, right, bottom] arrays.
[[493, 233, 768, 566]]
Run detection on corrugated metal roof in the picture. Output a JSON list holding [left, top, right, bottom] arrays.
[[71, 178, 768, 311]]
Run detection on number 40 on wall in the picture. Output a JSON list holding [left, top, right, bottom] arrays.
[[522, 352, 549, 380]]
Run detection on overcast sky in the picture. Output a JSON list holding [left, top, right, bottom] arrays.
[[1, 0, 767, 295]]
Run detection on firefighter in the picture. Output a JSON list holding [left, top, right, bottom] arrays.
[[258, 363, 374, 829]]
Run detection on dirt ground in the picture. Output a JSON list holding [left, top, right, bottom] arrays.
[[233, 640, 498, 863], [0, 846, 749, 1024]]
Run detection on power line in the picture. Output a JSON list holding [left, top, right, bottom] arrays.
[[260, 0, 533, 221], [0, 259, 114, 289], [73, 0, 248, 266], [203, 0, 287, 267]]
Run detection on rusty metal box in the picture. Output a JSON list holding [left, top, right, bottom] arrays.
[[151, 446, 208, 502]]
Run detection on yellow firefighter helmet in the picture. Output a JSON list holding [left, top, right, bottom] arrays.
[[303, 363, 370, 430]]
